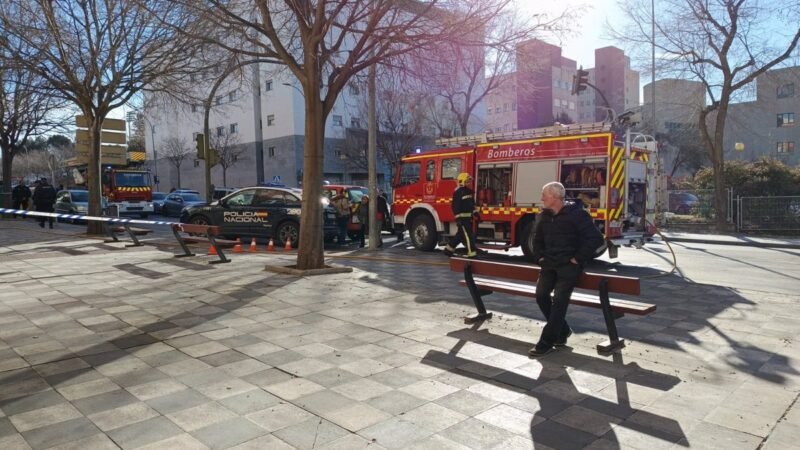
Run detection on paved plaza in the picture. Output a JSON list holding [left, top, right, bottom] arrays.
[[0, 220, 798, 449]]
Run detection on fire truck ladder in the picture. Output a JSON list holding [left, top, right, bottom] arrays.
[[435, 122, 612, 147]]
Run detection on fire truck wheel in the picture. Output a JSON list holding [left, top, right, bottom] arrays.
[[410, 214, 437, 251], [520, 220, 536, 259]]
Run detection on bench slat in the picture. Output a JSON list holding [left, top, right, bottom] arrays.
[[171, 223, 221, 236], [181, 237, 237, 247], [451, 257, 640, 296], [459, 278, 656, 315]]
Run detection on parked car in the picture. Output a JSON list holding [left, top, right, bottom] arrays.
[[54, 189, 89, 223], [161, 192, 207, 217], [152, 192, 167, 215], [212, 187, 237, 201], [669, 192, 699, 214], [179, 186, 338, 246]]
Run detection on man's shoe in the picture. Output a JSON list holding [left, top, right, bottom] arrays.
[[443, 248, 454, 257], [528, 344, 554, 358], [554, 329, 573, 347]]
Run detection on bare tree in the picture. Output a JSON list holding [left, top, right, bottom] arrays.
[[614, 0, 800, 230], [162, 0, 519, 269], [162, 137, 192, 189], [0, 46, 68, 207], [210, 130, 244, 187], [0, 0, 202, 233], [413, 6, 579, 136]]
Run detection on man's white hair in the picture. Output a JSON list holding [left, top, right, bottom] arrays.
[[542, 181, 565, 200]]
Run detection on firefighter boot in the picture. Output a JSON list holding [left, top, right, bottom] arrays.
[[443, 245, 455, 257]]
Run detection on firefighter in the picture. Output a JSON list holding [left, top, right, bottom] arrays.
[[444, 172, 480, 258]]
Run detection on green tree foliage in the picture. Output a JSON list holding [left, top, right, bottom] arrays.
[[693, 158, 800, 197]]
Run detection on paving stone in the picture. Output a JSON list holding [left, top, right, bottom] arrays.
[[107, 416, 183, 449], [273, 417, 350, 450], [167, 402, 238, 432], [218, 389, 282, 415], [367, 390, 428, 415], [399, 379, 460, 402], [72, 388, 139, 416], [181, 342, 230, 358], [176, 368, 232, 388], [0, 434, 31, 450], [294, 390, 357, 416], [145, 389, 210, 415], [323, 402, 392, 432], [135, 433, 210, 450], [218, 359, 270, 377], [21, 417, 100, 450], [157, 359, 213, 377], [126, 378, 186, 401], [435, 389, 499, 417], [677, 420, 764, 449], [0, 389, 67, 416], [358, 417, 434, 449], [406, 434, 473, 450], [9, 403, 83, 432], [226, 434, 296, 450], [56, 378, 120, 401], [340, 358, 393, 377], [305, 367, 362, 388], [88, 401, 159, 431], [242, 368, 295, 387], [403, 402, 468, 433], [245, 402, 314, 432], [439, 417, 518, 450], [196, 378, 257, 400], [332, 378, 393, 401], [44, 433, 119, 450], [264, 377, 325, 401]]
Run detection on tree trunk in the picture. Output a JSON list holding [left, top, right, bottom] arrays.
[[176, 165, 182, 189], [86, 118, 104, 235], [223, 167, 227, 187], [1, 148, 13, 209], [296, 83, 325, 270], [712, 99, 730, 232]]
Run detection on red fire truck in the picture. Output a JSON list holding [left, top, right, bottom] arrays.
[[101, 168, 154, 218], [391, 122, 657, 260]]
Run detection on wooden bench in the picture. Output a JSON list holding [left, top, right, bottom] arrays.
[[102, 223, 153, 247], [449, 257, 656, 353], [171, 223, 237, 264]]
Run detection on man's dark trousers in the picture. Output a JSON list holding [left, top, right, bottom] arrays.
[[535, 262, 580, 347]]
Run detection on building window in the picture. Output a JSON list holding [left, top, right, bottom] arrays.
[[193, 159, 200, 167], [777, 113, 795, 127], [229, 90, 237, 102], [777, 141, 795, 154], [511, 102, 516, 111], [265, 80, 273, 91], [503, 103, 508, 112], [487, 107, 492, 115], [267, 115, 275, 126], [216, 126, 225, 137], [777, 83, 795, 99], [268, 146, 275, 158], [334, 148, 344, 159], [350, 117, 361, 128], [332, 115, 343, 126], [569, 102, 575, 110], [350, 83, 360, 95], [191, 105, 198, 113], [215, 96, 222, 106], [233, 154, 238, 162], [230, 123, 239, 134], [495, 106, 500, 113]]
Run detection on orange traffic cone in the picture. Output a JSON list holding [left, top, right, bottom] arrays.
[[208, 244, 217, 256], [233, 238, 243, 253], [267, 238, 275, 252], [249, 237, 257, 252], [284, 237, 292, 251]]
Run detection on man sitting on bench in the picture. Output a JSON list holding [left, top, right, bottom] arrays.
[[529, 181, 604, 357]]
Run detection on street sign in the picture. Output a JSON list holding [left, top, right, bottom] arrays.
[[272, 175, 282, 183], [75, 116, 126, 131]]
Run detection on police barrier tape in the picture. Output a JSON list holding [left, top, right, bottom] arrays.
[[0, 208, 178, 226]]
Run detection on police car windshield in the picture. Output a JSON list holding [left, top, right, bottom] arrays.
[[180, 193, 202, 202]]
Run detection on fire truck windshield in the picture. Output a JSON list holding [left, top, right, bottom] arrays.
[[114, 172, 149, 187]]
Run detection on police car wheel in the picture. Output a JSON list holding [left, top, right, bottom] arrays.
[[189, 215, 210, 236], [276, 221, 299, 248]]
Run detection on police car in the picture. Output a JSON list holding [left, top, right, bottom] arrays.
[[179, 186, 339, 246]]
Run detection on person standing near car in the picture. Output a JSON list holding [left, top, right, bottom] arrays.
[[377, 190, 391, 231], [529, 181, 603, 357], [443, 172, 479, 258], [355, 195, 382, 248], [332, 191, 351, 245], [11, 180, 32, 218], [32, 178, 57, 228]]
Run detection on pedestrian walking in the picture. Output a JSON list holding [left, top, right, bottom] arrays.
[[32, 178, 57, 229], [529, 181, 604, 357], [11, 180, 32, 218], [443, 172, 479, 258], [377, 190, 391, 231], [332, 191, 351, 245]]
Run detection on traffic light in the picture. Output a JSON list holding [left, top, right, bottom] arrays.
[[207, 148, 219, 168], [195, 133, 205, 160], [571, 67, 589, 96]]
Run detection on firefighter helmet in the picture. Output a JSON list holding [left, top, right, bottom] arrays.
[[457, 172, 471, 186]]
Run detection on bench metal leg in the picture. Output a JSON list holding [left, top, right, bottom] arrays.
[[123, 224, 143, 247], [597, 278, 626, 353], [103, 222, 119, 243], [463, 262, 493, 324], [207, 235, 230, 264], [172, 227, 195, 258]]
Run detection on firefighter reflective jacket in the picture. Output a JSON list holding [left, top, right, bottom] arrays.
[[451, 186, 475, 220]]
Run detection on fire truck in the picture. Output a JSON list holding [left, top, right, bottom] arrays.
[[101, 168, 154, 218], [391, 122, 657, 260]]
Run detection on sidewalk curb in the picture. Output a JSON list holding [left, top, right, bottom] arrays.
[[663, 237, 800, 250]]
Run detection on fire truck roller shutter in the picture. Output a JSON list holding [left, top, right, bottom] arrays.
[[514, 161, 558, 206]]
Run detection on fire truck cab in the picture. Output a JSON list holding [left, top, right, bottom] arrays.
[[391, 122, 657, 260], [100, 168, 154, 218]]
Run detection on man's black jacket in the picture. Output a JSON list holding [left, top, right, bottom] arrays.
[[12, 185, 31, 201], [33, 185, 57, 208], [532, 201, 604, 266], [451, 186, 475, 219]]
